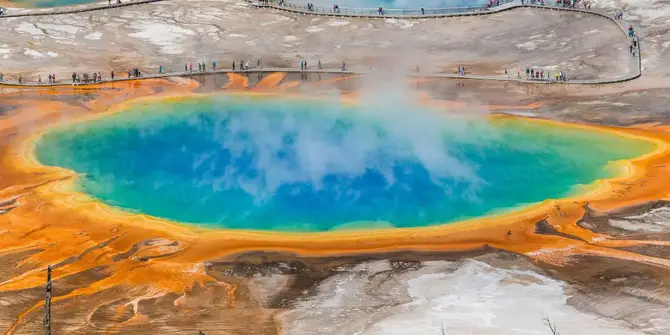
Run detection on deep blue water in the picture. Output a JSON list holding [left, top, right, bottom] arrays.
[[35, 96, 654, 231]]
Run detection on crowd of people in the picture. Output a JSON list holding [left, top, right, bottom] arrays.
[[522, 68, 568, 81], [520, 0, 585, 7], [0, 63, 567, 85]]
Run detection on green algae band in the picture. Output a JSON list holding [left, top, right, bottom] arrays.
[[35, 96, 654, 231]]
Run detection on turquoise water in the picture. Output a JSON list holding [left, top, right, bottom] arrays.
[[9, 0, 101, 8], [11, 0, 487, 9], [9, 0, 487, 9], [36, 96, 653, 231]]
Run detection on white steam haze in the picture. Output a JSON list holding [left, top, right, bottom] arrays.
[[189, 68, 485, 203]]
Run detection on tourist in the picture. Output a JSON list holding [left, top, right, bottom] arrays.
[[232, 62, 236, 71], [38, 75, 42, 84], [159, 65, 163, 74], [212, 61, 216, 71], [93, 73, 97, 82], [341, 61, 346, 71], [189, 63, 193, 72], [71, 72, 76, 83], [378, 6, 383, 15], [318, 60, 322, 70], [240, 60, 244, 70], [203, 62, 206, 71], [421, 7, 424, 14], [184, 63, 187, 72], [111, 70, 115, 80], [18, 75, 22, 84]]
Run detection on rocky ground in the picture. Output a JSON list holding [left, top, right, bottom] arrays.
[[0, 1, 630, 81]]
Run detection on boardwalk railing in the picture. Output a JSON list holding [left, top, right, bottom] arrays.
[[0, 1, 642, 86], [253, 0, 515, 16]]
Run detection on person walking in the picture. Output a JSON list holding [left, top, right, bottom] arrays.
[[232, 61, 236, 71], [158, 65, 163, 74], [38, 75, 42, 84], [212, 61, 216, 71], [111, 70, 115, 80], [318, 60, 322, 70], [184, 63, 187, 72]]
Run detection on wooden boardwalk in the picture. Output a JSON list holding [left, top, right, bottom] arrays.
[[0, 0, 641, 87]]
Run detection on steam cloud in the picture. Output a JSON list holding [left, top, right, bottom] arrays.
[[185, 74, 484, 203]]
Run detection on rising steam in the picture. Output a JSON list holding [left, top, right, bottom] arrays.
[[185, 72, 484, 203]]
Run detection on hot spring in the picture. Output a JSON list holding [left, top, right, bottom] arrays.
[[35, 95, 654, 231]]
